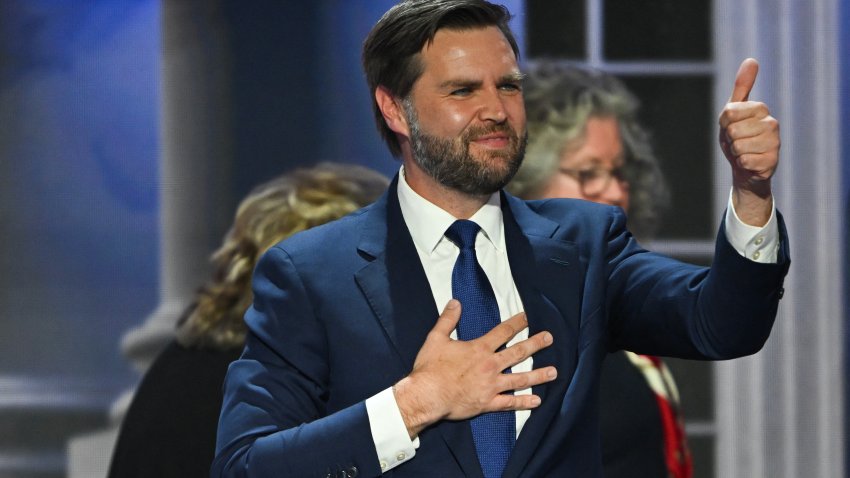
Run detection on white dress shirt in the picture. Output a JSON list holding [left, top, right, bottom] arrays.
[[365, 167, 780, 473]]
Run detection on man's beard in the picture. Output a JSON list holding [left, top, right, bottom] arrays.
[[403, 99, 527, 196]]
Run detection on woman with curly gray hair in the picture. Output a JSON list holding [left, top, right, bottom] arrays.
[[508, 62, 691, 478], [509, 62, 669, 240]]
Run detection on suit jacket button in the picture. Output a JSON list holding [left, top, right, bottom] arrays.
[[347, 466, 359, 477]]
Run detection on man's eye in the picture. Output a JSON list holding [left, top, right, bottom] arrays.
[[500, 83, 521, 92], [450, 88, 472, 96]]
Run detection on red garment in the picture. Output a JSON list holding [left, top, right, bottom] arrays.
[[629, 353, 693, 478]]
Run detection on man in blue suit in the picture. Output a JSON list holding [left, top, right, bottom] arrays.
[[212, 1, 789, 477]]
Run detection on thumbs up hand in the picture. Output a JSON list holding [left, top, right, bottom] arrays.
[[718, 58, 780, 226]]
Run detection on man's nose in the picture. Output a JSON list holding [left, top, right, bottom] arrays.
[[478, 90, 508, 123]]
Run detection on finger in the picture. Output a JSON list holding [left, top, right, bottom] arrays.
[[724, 116, 773, 141], [479, 312, 528, 350], [736, 152, 778, 179], [496, 366, 558, 392], [718, 101, 770, 129], [729, 58, 759, 102], [489, 392, 543, 412], [729, 135, 776, 158], [431, 299, 462, 336], [495, 331, 554, 369]]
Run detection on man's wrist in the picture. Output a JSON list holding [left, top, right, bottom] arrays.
[[393, 375, 444, 439], [731, 180, 773, 227]]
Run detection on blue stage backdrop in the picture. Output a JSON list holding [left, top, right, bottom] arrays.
[[0, 0, 159, 397], [840, 2, 850, 477]]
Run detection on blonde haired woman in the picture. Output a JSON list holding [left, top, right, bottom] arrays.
[[109, 163, 388, 478]]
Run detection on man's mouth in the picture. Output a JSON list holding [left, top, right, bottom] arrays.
[[471, 132, 511, 149]]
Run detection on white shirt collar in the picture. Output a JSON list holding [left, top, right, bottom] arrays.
[[397, 166, 504, 254]]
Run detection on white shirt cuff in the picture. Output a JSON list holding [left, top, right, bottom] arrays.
[[724, 188, 780, 263], [365, 387, 419, 473]]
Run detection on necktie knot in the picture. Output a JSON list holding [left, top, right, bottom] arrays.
[[446, 219, 481, 250]]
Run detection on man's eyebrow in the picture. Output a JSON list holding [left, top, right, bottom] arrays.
[[438, 72, 526, 90], [501, 72, 526, 83], [438, 78, 483, 89]]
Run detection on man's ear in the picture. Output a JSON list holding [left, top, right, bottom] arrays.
[[375, 86, 410, 138]]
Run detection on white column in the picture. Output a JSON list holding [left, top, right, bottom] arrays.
[[67, 2, 233, 475], [713, 0, 844, 477], [121, 0, 233, 377]]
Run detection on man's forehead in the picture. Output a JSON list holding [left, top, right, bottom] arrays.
[[423, 25, 513, 51], [418, 26, 520, 75]]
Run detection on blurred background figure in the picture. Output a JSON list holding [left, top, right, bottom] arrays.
[[107, 163, 389, 478], [508, 62, 691, 478]]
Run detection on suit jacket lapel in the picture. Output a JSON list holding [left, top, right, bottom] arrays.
[[354, 176, 438, 369], [354, 176, 483, 477], [500, 193, 582, 478]]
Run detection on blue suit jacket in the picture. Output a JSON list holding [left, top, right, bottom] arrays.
[[213, 178, 789, 477]]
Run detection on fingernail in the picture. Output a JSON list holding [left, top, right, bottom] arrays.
[[547, 368, 557, 379], [530, 396, 541, 406], [543, 332, 553, 344], [446, 299, 459, 309]]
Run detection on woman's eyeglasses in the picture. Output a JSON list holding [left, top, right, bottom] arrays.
[[558, 166, 627, 196]]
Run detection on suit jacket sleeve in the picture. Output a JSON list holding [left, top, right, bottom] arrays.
[[604, 206, 790, 359], [211, 246, 382, 478]]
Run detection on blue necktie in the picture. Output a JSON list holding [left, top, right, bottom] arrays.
[[445, 219, 515, 478]]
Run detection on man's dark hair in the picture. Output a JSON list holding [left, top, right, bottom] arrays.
[[362, 0, 519, 157]]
